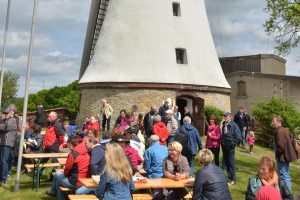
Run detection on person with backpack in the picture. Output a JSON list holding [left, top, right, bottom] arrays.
[[40, 111, 66, 180], [272, 115, 297, 192], [175, 116, 202, 177]]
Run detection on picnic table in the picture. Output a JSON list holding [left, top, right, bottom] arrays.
[[78, 177, 194, 190], [23, 152, 68, 191]]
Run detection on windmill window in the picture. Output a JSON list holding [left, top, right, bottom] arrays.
[[175, 48, 188, 64], [172, 2, 181, 17]]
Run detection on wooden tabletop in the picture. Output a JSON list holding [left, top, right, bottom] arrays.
[[22, 153, 69, 159], [68, 194, 98, 200], [57, 158, 67, 166], [78, 177, 194, 190]]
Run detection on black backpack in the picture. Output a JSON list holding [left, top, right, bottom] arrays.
[[174, 128, 193, 162]]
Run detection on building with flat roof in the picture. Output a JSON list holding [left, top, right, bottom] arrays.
[[220, 54, 300, 115]]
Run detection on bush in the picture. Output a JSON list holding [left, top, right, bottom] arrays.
[[204, 106, 224, 124], [252, 97, 300, 145]]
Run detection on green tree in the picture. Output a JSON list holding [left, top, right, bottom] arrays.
[[264, 0, 300, 55], [252, 96, 300, 145], [1, 70, 19, 109], [204, 106, 224, 124]]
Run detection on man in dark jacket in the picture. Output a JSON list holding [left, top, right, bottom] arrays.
[[272, 115, 296, 192], [35, 102, 45, 127], [176, 116, 202, 177], [76, 136, 105, 194], [0, 107, 18, 186], [234, 107, 247, 148], [158, 100, 169, 125], [143, 105, 157, 141], [221, 112, 241, 185]]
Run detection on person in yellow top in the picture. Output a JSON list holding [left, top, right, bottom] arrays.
[[99, 99, 113, 131]]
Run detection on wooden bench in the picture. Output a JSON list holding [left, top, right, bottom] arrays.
[[25, 163, 61, 169], [59, 186, 74, 192], [68, 195, 98, 200], [133, 193, 153, 200]]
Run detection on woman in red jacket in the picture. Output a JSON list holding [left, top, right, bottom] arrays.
[[205, 115, 221, 166], [46, 135, 90, 200]]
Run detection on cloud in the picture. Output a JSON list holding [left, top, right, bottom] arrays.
[[0, 0, 91, 96], [0, 0, 299, 98], [205, 0, 300, 75]]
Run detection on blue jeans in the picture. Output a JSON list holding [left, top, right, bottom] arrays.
[[240, 128, 246, 147], [0, 145, 12, 183], [277, 158, 292, 192], [51, 171, 77, 200], [76, 186, 96, 194], [188, 157, 195, 177], [222, 146, 236, 182]]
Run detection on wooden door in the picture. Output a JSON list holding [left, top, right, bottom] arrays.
[[192, 98, 205, 135]]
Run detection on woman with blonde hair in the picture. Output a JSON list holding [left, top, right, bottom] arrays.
[[153, 141, 189, 200], [95, 143, 134, 200]]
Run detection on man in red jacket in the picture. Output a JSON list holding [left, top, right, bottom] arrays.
[[46, 135, 90, 200], [152, 115, 169, 145], [40, 111, 66, 180]]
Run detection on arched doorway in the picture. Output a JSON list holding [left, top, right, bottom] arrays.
[[176, 93, 205, 135]]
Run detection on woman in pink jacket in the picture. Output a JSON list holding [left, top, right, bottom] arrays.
[[205, 115, 221, 166]]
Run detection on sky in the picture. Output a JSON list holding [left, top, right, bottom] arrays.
[[0, 0, 299, 97]]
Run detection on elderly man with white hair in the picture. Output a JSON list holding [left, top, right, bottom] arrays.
[[144, 135, 168, 178], [40, 111, 66, 180], [175, 116, 202, 177]]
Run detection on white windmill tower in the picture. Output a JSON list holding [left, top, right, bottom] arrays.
[[78, 0, 231, 132]]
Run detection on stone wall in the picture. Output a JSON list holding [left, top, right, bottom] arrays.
[[76, 88, 231, 128]]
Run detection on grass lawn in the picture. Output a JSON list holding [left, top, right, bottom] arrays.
[[0, 139, 299, 200]]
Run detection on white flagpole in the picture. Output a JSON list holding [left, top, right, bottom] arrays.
[[15, 0, 38, 191], [0, 0, 11, 108]]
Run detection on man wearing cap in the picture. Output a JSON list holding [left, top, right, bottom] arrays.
[[111, 135, 143, 177], [221, 112, 241, 185], [0, 107, 18, 186], [124, 127, 145, 162], [144, 135, 168, 178]]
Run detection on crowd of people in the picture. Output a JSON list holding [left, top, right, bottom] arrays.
[[0, 100, 298, 200]]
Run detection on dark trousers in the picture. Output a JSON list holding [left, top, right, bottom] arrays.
[[0, 145, 12, 183], [209, 147, 220, 166], [153, 188, 188, 200], [102, 115, 111, 131], [222, 146, 236, 182], [249, 145, 253, 152]]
